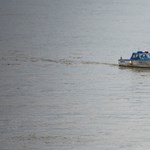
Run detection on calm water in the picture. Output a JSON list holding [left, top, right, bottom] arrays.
[[1, 0, 150, 149]]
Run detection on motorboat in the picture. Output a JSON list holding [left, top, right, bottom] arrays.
[[118, 51, 150, 68]]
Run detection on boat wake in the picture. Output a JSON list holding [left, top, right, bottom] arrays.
[[80, 61, 117, 67], [40, 58, 117, 67], [0, 55, 117, 67]]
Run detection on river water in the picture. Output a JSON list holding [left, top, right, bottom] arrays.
[[1, 0, 150, 149]]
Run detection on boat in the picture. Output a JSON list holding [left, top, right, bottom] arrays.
[[118, 51, 150, 68]]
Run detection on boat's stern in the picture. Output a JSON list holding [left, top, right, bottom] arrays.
[[118, 57, 132, 67]]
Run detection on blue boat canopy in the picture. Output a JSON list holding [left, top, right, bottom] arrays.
[[130, 51, 150, 60]]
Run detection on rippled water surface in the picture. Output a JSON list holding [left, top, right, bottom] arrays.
[[1, 0, 150, 149]]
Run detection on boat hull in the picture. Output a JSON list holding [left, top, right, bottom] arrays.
[[118, 59, 150, 68]]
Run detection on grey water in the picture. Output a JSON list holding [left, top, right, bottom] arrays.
[[1, 0, 150, 149]]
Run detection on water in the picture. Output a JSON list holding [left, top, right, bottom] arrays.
[[1, 0, 150, 149]]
